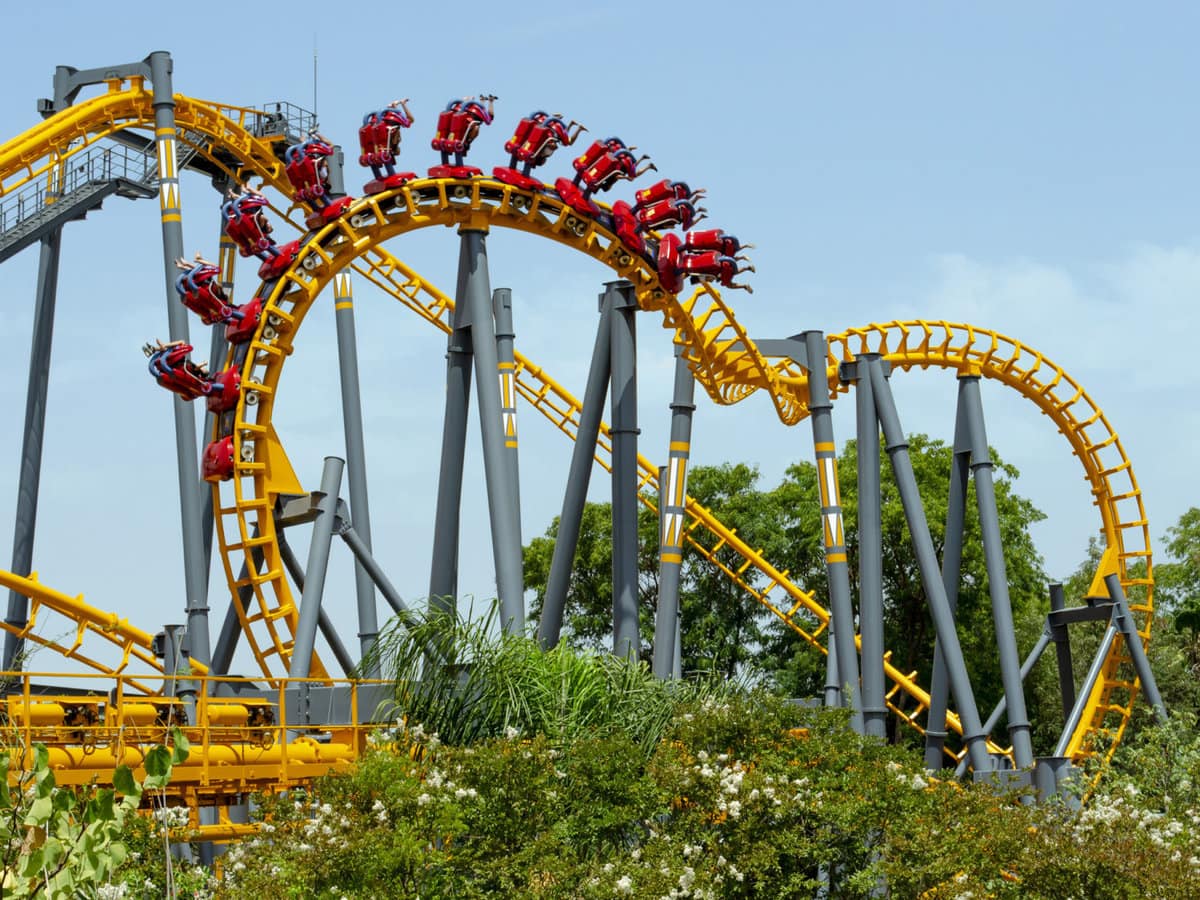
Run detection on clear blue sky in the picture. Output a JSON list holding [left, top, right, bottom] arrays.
[[1, 4, 1196, 675]]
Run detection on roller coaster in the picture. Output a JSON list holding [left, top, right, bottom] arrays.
[[0, 52, 1166, 839]]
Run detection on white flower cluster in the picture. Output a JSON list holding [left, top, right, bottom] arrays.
[[153, 804, 191, 829], [368, 717, 441, 749], [1074, 788, 1200, 865], [886, 760, 928, 790], [95, 885, 128, 900], [416, 765, 480, 808]]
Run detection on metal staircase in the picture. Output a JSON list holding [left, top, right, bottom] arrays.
[[0, 141, 174, 263], [0, 98, 317, 264]]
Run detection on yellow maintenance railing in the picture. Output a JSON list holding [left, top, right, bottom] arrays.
[[1, 672, 373, 806], [0, 78, 1152, 775]]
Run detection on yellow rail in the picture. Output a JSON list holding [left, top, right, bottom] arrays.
[[1, 672, 373, 802]]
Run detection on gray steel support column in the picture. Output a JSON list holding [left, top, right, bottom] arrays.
[[274, 530, 356, 677], [288, 458, 343, 678], [824, 628, 842, 708], [211, 593, 245, 677], [210, 526, 261, 676], [4, 228, 62, 671], [803, 331, 862, 732], [332, 272, 379, 665], [868, 358, 991, 773], [428, 267, 474, 620], [961, 376, 1034, 769], [955, 630, 1052, 778], [925, 387, 971, 769], [609, 282, 641, 661], [653, 348, 696, 679], [851, 354, 886, 737], [460, 229, 525, 634], [1048, 583, 1077, 720], [538, 291, 614, 648], [1105, 573, 1168, 722], [200, 198, 235, 587], [149, 50, 210, 667], [338, 524, 418, 628], [673, 600, 682, 680], [493, 288, 523, 535], [1055, 624, 1117, 757]]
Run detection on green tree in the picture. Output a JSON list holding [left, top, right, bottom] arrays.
[[524, 463, 782, 677], [757, 436, 1048, 732], [524, 439, 1050, 740], [1159, 507, 1200, 619]]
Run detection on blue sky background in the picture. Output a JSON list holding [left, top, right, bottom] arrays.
[[1, 4, 1197, 676]]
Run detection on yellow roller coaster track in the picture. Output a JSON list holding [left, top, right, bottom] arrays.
[[0, 79, 1151, 770]]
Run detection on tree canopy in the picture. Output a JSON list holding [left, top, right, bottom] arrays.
[[523, 435, 1051, 735]]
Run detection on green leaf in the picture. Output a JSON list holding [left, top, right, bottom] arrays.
[[144, 745, 171, 779], [24, 795, 52, 826], [19, 846, 43, 877], [112, 764, 139, 800], [170, 725, 191, 764]]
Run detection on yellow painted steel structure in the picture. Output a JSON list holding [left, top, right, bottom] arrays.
[[0, 75, 1153, 801], [0, 671, 369, 808]]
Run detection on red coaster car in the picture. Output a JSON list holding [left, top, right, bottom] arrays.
[[683, 228, 753, 258], [430, 95, 496, 176], [656, 233, 684, 294], [635, 179, 703, 208], [610, 201, 644, 254], [225, 296, 263, 344], [554, 177, 600, 217], [257, 240, 300, 281], [205, 366, 242, 414], [202, 436, 236, 482], [634, 197, 705, 233], [359, 101, 417, 194], [558, 138, 656, 214], [680, 250, 755, 293], [174, 258, 231, 325], [222, 190, 277, 260], [144, 340, 210, 402]]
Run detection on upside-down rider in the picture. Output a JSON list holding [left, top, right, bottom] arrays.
[[143, 339, 210, 401]]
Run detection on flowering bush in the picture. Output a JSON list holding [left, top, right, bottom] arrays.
[[213, 693, 1200, 898]]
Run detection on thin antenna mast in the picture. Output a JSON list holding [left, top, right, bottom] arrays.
[[313, 38, 318, 122]]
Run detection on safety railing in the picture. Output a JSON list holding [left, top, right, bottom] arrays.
[[0, 671, 392, 798]]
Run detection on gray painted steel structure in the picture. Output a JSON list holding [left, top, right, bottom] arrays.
[[803, 331, 863, 733], [1056, 623, 1118, 758], [539, 290, 615, 648], [493, 288, 522, 534], [846, 355, 886, 737], [960, 375, 1034, 769], [288, 457, 344, 678], [273, 532, 356, 678], [1105, 573, 1167, 722], [332, 273, 379, 669], [609, 282, 641, 661], [3, 229, 61, 671], [460, 230, 525, 634], [867, 357, 992, 773], [653, 348, 696, 679], [149, 50, 211, 667], [924, 385, 971, 769], [1048, 583, 1077, 720], [428, 259, 473, 621], [954, 630, 1052, 779]]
